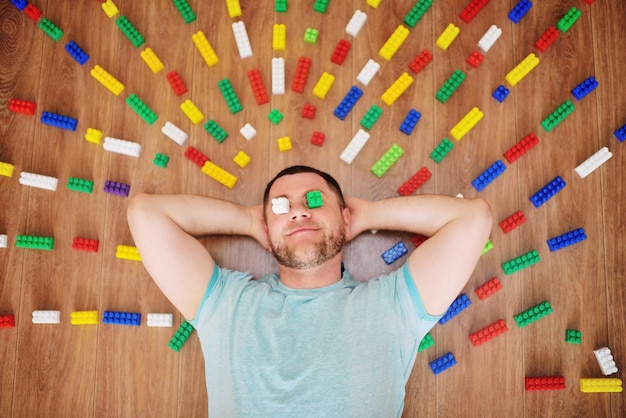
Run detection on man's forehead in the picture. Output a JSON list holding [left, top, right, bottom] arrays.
[[269, 172, 327, 196]]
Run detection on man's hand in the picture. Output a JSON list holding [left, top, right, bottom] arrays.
[[248, 205, 270, 251], [344, 197, 370, 242]]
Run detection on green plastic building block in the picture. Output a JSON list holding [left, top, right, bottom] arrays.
[[541, 100, 575, 132], [418, 332, 434, 352], [204, 120, 228, 143], [304, 28, 319, 44], [404, 0, 433, 29], [16, 235, 55, 250], [172, 0, 196, 23], [67, 177, 94, 194], [126, 94, 158, 125], [481, 239, 493, 255], [436, 69, 466, 104], [154, 153, 169, 168], [430, 138, 454, 163], [275, 0, 288, 12], [38, 18, 64, 41], [115, 16, 145, 48], [268, 109, 284, 125], [217, 79, 243, 114], [360, 105, 383, 130], [565, 329, 582, 344], [514, 301, 553, 328], [313, 0, 330, 13], [557, 7, 581, 33], [306, 190, 323, 208], [502, 249, 540, 275], [371, 144, 404, 178], [168, 320, 194, 352]]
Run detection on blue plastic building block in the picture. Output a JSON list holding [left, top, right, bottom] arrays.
[[615, 124, 626, 142], [400, 109, 421, 135], [103, 310, 141, 326], [429, 352, 457, 375], [529, 176, 566, 208], [472, 160, 507, 192], [10, 0, 27, 10], [438, 293, 471, 325], [65, 40, 90, 65], [508, 0, 532, 24], [571, 76, 598, 101], [547, 227, 586, 252], [382, 241, 408, 265], [492, 85, 510, 103], [333, 86, 362, 120], [40, 111, 78, 131]]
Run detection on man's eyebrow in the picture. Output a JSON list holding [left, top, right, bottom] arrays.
[[271, 189, 326, 200]]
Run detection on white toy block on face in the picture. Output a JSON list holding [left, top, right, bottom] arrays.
[[103, 137, 142, 158], [272, 57, 285, 95], [594, 347, 618, 375], [161, 122, 188, 146], [147, 313, 174, 327], [232, 21, 253, 59], [345, 10, 367, 37], [357, 59, 380, 86], [272, 197, 290, 214], [478, 24, 502, 52], [0, 234, 7, 248], [240, 123, 257, 140], [575, 147, 612, 179], [32, 310, 61, 324], [19, 172, 59, 191], [340, 129, 371, 164]]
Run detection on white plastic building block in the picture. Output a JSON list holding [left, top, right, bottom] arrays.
[[32, 310, 61, 324], [232, 21, 252, 59], [0, 234, 7, 248], [147, 313, 174, 327], [272, 57, 285, 95], [356, 59, 380, 86], [161, 122, 188, 146], [345, 10, 367, 37], [575, 147, 612, 179], [340, 129, 371, 164], [272, 197, 290, 214], [594, 347, 618, 376], [103, 136, 142, 158], [240, 123, 257, 141], [478, 24, 502, 52], [456, 193, 464, 198], [19, 172, 58, 191]]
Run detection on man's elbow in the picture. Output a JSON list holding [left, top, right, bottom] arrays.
[[470, 197, 493, 237], [127, 192, 152, 226]]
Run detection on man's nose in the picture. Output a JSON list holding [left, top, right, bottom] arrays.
[[290, 202, 311, 220]]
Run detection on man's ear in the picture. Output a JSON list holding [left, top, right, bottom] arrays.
[[342, 206, 351, 228]]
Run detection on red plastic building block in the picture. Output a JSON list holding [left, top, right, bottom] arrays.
[[397, 167, 432, 196], [331, 39, 351, 65], [408, 49, 432, 74], [72, 237, 99, 252], [302, 103, 316, 119], [475, 277, 502, 300], [9, 98, 36, 115], [0, 314, 15, 328], [411, 234, 429, 248], [184, 146, 209, 167], [311, 131, 325, 146], [525, 376, 566, 391], [467, 51, 483, 68], [459, 0, 490, 24], [503, 132, 539, 163], [166, 71, 188, 97], [247, 69, 269, 105], [24, 4, 43, 22], [291, 56, 311, 93], [499, 210, 527, 233], [583, 0, 595, 5], [469, 319, 508, 347], [535, 26, 559, 53]]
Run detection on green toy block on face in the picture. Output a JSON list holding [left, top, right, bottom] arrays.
[[204, 120, 228, 143], [304, 28, 319, 44], [418, 332, 434, 352], [16, 235, 55, 250], [268, 109, 284, 125], [154, 153, 170, 168], [430, 138, 454, 163], [565, 329, 582, 344], [67, 177, 94, 194], [306, 190, 323, 208], [169, 320, 194, 352]]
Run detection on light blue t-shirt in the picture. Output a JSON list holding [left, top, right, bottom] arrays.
[[190, 262, 442, 418]]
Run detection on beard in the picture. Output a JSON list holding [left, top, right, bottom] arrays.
[[270, 226, 346, 269]]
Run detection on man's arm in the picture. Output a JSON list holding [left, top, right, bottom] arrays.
[[126, 193, 267, 320], [346, 195, 492, 316]]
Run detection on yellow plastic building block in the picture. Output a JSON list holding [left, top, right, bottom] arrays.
[[0, 162, 15, 178], [101, 0, 119, 18], [580, 378, 623, 393], [116, 245, 142, 261], [505, 53, 540, 87], [273, 24, 286, 51], [90, 65, 124, 96], [140, 47, 164, 74], [180, 99, 204, 125], [225, 0, 242, 18], [312, 72, 336, 99], [233, 151, 251, 168], [367, 0, 382, 8], [71, 311, 99, 325], [450, 107, 484, 140], [379, 25, 409, 61], [85, 128, 102, 145], [201, 161, 238, 189], [381, 72, 414, 106], [277, 136, 292, 152], [192, 31, 220, 67], [436, 23, 460, 51]]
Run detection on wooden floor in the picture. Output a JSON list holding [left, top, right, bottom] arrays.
[[1, 0, 624, 416]]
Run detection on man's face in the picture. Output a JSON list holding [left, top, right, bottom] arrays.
[[264, 172, 350, 269]]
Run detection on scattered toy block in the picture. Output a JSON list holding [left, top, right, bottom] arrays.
[[166, 71, 188, 96], [514, 301, 553, 327], [400, 109, 421, 135], [492, 85, 510, 103], [594, 347, 618, 375], [40, 111, 78, 131], [70, 311, 98, 325], [333, 86, 362, 120], [72, 237, 99, 252], [565, 329, 582, 344], [472, 160, 506, 192], [381, 72, 413, 106], [502, 249, 540, 275], [147, 313, 173, 327], [302, 103, 316, 119], [575, 147, 612, 178], [310, 131, 325, 146], [535, 26, 559, 53], [460, 0, 489, 24], [429, 352, 457, 375], [397, 167, 432, 196], [240, 123, 256, 141], [371, 144, 404, 178], [103, 311, 141, 326], [32, 310, 61, 324], [103, 137, 142, 158], [169, 320, 194, 351], [184, 146, 209, 167], [404, 0, 433, 28], [579, 378, 622, 393], [418, 332, 434, 352], [571, 76, 598, 100], [547, 228, 586, 252], [9, 98, 36, 115], [356, 59, 380, 86], [331, 39, 351, 65], [475, 277, 502, 300], [469, 319, 508, 346], [201, 161, 238, 188], [379, 25, 410, 61], [67, 177, 94, 193], [345, 9, 367, 37], [499, 210, 526, 233], [506, 53, 540, 86], [272, 57, 285, 95], [19, 172, 58, 191], [312, 71, 335, 99], [162, 122, 188, 145], [291, 57, 311, 93], [529, 176, 566, 208], [408, 49, 432, 74], [450, 107, 483, 140], [0, 315, 16, 328], [525, 376, 566, 391], [340, 129, 370, 164], [382, 241, 408, 265], [504, 132, 539, 163], [508, 0, 532, 24], [232, 21, 252, 59], [478, 24, 501, 52], [439, 294, 471, 325]]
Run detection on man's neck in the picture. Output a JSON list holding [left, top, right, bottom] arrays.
[[278, 255, 343, 289]]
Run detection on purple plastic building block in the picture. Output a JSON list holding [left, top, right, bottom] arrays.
[[492, 85, 510, 103], [104, 180, 130, 197], [65, 40, 90, 65], [472, 160, 507, 192], [547, 227, 586, 251], [382, 241, 408, 265], [333, 86, 363, 120], [103, 310, 141, 326], [400, 109, 421, 135], [571, 76, 598, 101], [613, 124, 626, 142], [429, 352, 457, 375], [508, 0, 532, 24], [529, 176, 566, 208], [438, 293, 471, 324], [40, 111, 78, 131]]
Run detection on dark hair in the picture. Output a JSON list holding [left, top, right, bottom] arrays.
[[263, 165, 345, 210]]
